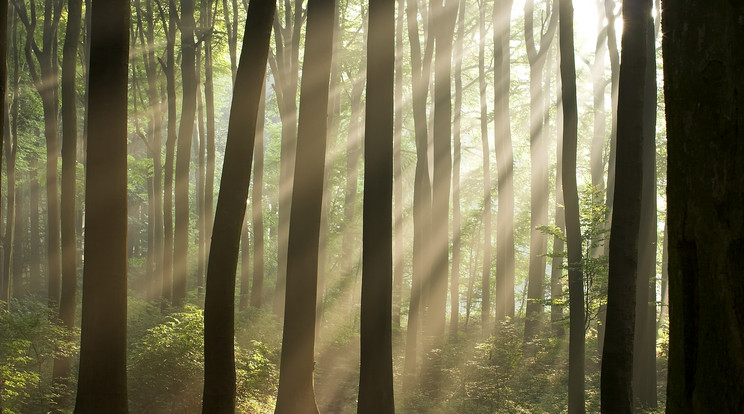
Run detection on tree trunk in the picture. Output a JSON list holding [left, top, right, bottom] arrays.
[[357, 0, 395, 408], [250, 81, 267, 309], [73, 0, 129, 409], [173, 0, 198, 305], [558, 0, 585, 411], [53, 0, 82, 392], [524, 0, 557, 341], [239, 214, 250, 310], [600, 0, 651, 411], [274, 0, 334, 410], [477, 0, 489, 333], [201, 0, 275, 410], [663, 0, 744, 411], [551, 52, 565, 337], [493, 0, 515, 321], [392, 0, 405, 329], [0, 0, 8, 306]]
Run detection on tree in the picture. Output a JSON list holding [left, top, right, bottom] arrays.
[[558, 0, 584, 411], [477, 0, 489, 332], [0, 0, 8, 307], [274, 0, 334, 410], [357, 0, 395, 409], [524, 0, 557, 341], [250, 81, 267, 309], [663, 0, 744, 411], [599, 0, 651, 410], [52, 0, 82, 390], [73, 0, 130, 409], [201, 0, 275, 409], [173, 0, 198, 305], [493, 0, 515, 321]]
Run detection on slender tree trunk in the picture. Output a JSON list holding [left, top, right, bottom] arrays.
[[590, 0, 607, 193], [201, 0, 275, 410], [392, 0, 405, 329], [162, 0, 178, 308], [524, 0, 557, 340], [53, 0, 82, 393], [275, 0, 334, 410], [451, 0, 465, 339], [239, 214, 250, 310], [558, 0, 585, 411], [493, 0, 515, 321], [250, 80, 266, 309], [73, 0, 130, 409], [29, 156, 41, 293], [551, 47, 565, 336], [342, 76, 364, 307], [477, 0, 489, 332], [204, 0, 216, 280], [196, 33, 206, 294], [632, 13, 658, 409], [0, 0, 8, 306], [357, 0, 395, 408], [600, 0, 651, 411]]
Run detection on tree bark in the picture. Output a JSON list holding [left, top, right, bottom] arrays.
[[558, 0, 584, 411], [201, 0, 275, 410], [73, 0, 129, 409], [600, 0, 651, 411], [663, 0, 744, 411], [274, 0, 334, 410]]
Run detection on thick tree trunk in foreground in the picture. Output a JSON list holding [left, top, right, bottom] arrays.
[[664, 0, 744, 411], [74, 0, 129, 410], [357, 0, 395, 409], [274, 0, 334, 411], [558, 0, 584, 412], [600, 0, 651, 411], [202, 0, 275, 410]]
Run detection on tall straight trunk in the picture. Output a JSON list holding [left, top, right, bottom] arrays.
[[524, 0, 557, 340], [201, 0, 275, 409], [239, 213, 250, 310], [222, 0, 239, 82], [590, 0, 607, 193], [29, 156, 41, 293], [631, 13, 658, 410], [603, 0, 620, 227], [174, 0, 198, 305], [54, 0, 82, 390], [551, 52, 565, 336], [342, 76, 364, 306], [403, 0, 433, 389], [493, 0, 515, 321], [477, 0, 489, 332], [274, 0, 333, 410], [204, 0, 216, 279], [600, 0, 651, 411], [250, 81, 267, 309], [558, 0, 584, 411], [424, 0, 457, 396], [451, 0, 465, 338], [196, 34, 206, 294], [73, 0, 129, 408], [0, 0, 8, 305], [392, 0, 405, 329], [663, 0, 744, 411], [270, 0, 303, 317], [9, 26, 21, 299], [357, 0, 395, 408], [162, 0, 178, 307]]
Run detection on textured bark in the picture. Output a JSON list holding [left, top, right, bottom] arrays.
[[493, 0, 515, 321], [53, 0, 82, 391], [392, 0, 405, 329], [73, 0, 129, 409], [600, 0, 651, 411], [201, 0, 275, 410], [173, 0, 198, 305], [274, 0, 334, 410], [357, 0, 395, 409], [663, 0, 744, 411], [558, 0, 584, 411]]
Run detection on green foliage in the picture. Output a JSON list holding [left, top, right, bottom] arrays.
[[0, 299, 78, 414]]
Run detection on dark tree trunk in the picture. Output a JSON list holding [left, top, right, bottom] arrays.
[[632, 13, 658, 410], [73, 0, 129, 409], [204, 0, 216, 284], [357, 0, 395, 409], [663, 0, 744, 411], [600, 0, 651, 411], [274, 0, 334, 410], [201, 0, 275, 410], [53, 0, 82, 392], [0, 0, 7, 306], [173, 0, 198, 305], [524, 0, 557, 341], [558, 0, 584, 412], [493, 0, 515, 321]]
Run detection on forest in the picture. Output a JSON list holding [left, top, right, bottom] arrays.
[[0, 0, 741, 412]]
